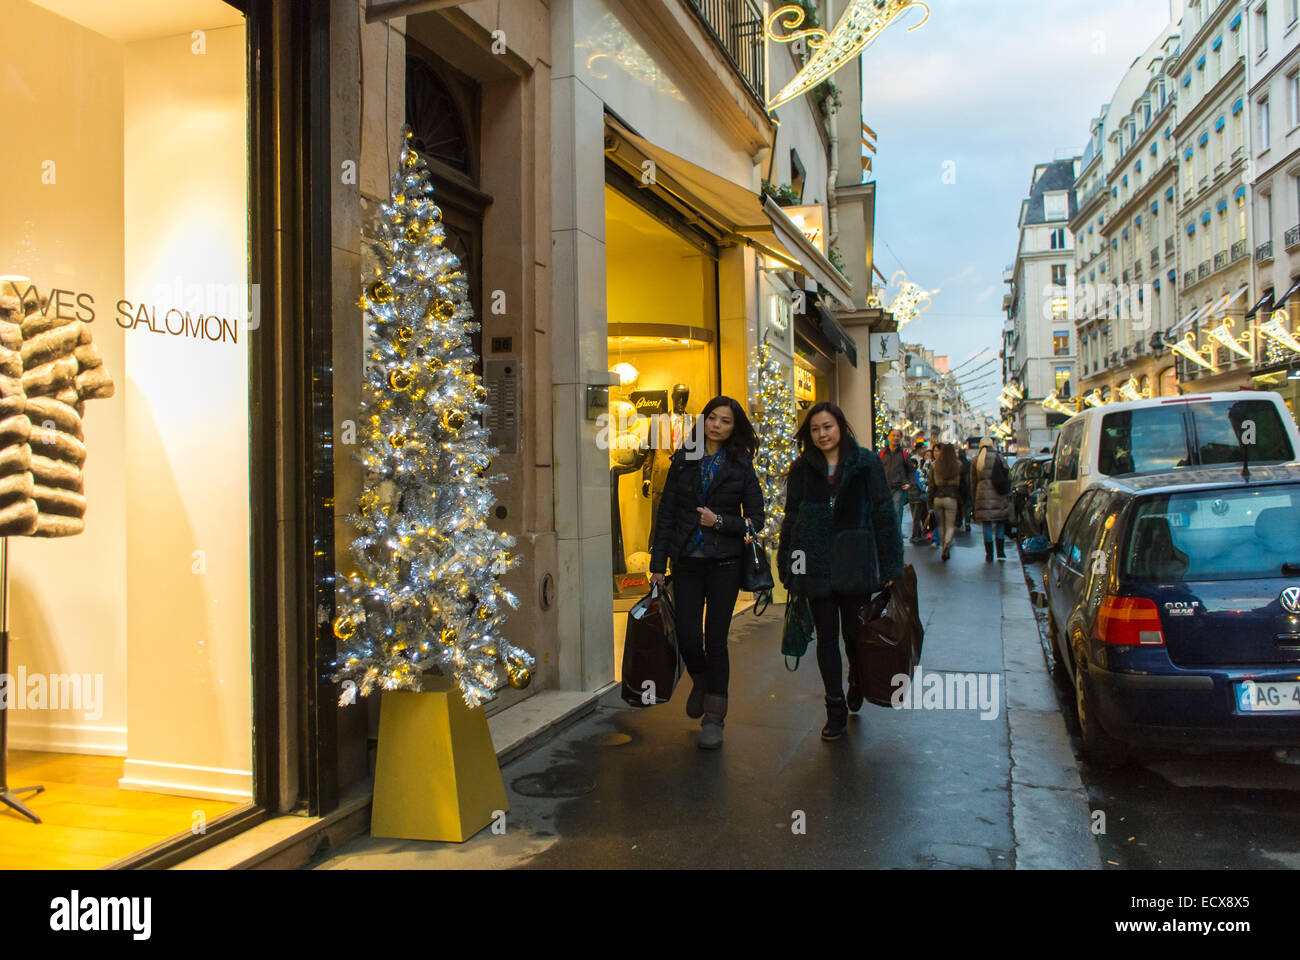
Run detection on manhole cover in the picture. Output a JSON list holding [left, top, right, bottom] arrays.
[[588, 732, 632, 746], [512, 766, 596, 798]]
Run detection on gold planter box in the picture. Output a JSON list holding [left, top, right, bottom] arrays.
[[371, 677, 508, 843]]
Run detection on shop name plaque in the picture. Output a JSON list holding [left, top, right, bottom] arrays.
[[484, 359, 519, 454]]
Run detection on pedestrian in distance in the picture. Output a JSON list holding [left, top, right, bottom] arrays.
[[956, 444, 972, 532], [970, 437, 1011, 562], [878, 428, 912, 532], [907, 452, 928, 544], [650, 396, 764, 750], [778, 403, 904, 742], [927, 443, 962, 561]]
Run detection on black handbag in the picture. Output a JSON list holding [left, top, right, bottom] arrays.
[[620, 581, 683, 708], [741, 517, 775, 613]]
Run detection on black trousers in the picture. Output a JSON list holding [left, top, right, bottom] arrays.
[[810, 594, 866, 700], [672, 555, 743, 696]]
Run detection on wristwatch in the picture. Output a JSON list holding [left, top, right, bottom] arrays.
[[713, 513, 725, 531]]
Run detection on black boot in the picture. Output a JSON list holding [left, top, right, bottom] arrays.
[[846, 677, 864, 713], [685, 672, 707, 719], [996, 539, 1006, 560], [985, 541, 994, 563], [822, 696, 848, 741], [699, 694, 727, 750]]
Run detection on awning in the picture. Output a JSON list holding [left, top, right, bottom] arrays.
[[1201, 284, 1249, 322], [603, 117, 856, 310], [814, 301, 858, 367], [1246, 290, 1275, 320]]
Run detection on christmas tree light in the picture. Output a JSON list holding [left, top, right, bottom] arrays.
[[748, 340, 798, 549], [331, 128, 532, 709]]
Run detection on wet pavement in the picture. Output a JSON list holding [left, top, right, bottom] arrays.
[[314, 521, 1100, 870]]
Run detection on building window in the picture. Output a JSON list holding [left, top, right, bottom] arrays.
[[1054, 330, 1070, 355], [1261, 97, 1272, 151], [1050, 227, 1066, 249], [1290, 72, 1300, 128], [1239, 193, 1248, 240], [1055, 367, 1072, 397], [1265, 191, 1275, 239], [1044, 193, 1068, 220], [1052, 264, 1067, 286], [1260, 4, 1270, 55], [1052, 298, 1069, 321], [1292, 0, 1299, 26]]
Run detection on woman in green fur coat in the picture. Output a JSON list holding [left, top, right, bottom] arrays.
[[777, 403, 904, 741]]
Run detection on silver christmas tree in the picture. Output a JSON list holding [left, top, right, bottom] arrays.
[[748, 340, 798, 549], [332, 128, 532, 709]]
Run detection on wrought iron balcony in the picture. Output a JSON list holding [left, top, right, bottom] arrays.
[[1165, 236, 1175, 256], [1198, 260, 1211, 279], [1135, 262, 1143, 280], [1150, 248, 1160, 268], [1257, 240, 1274, 262], [1232, 145, 1246, 164], [1231, 239, 1248, 261], [1214, 162, 1226, 180], [1287, 224, 1300, 250], [1214, 250, 1228, 271], [687, 0, 766, 101], [1122, 269, 1130, 283], [1185, 270, 1197, 288], [1199, 176, 1210, 193]]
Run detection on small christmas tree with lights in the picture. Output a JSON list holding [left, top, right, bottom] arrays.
[[331, 128, 532, 709], [748, 340, 798, 549]]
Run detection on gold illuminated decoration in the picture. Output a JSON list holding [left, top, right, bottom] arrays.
[[430, 297, 456, 323], [1206, 318, 1253, 361], [881, 270, 938, 331], [368, 280, 395, 304], [387, 368, 412, 392], [1116, 377, 1149, 403], [1258, 309, 1300, 354], [1041, 391, 1077, 416], [765, 0, 931, 110], [1170, 330, 1218, 372], [1082, 389, 1107, 408], [442, 409, 466, 432]]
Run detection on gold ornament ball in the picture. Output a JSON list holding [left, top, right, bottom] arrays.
[[473, 384, 488, 403], [395, 325, 414, 343], [368, 280, 395, 303], [390, 432, 406, 448], [440, 626, 457, 646], [332, 616, 357, 640], [404, 223, 422, 243], [430, 207, 443, 223], [387, 369, 412, 391], [441, 409, 466, 431], [425, 357, 444, 373], [476, 605, 492, 621], [506, 665, 532, 690], [430, 298, 456, 322]]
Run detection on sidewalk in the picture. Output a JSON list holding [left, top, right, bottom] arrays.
[[313, 525, 1100, 870]]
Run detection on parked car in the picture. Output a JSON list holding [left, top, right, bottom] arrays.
[[1045, 391, 1300, 541], [1010, 454, 1052, 540], [1043, 463, 1300, 765]]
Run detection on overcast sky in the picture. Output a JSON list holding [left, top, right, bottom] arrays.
[[862, 0, 1176, 414]]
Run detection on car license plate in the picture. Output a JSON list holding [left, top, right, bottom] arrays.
[[1235, 681, 1300, 713]]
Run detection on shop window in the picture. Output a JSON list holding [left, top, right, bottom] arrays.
[[1, 0, 252, 868], [1054, 330, 1071, 355]]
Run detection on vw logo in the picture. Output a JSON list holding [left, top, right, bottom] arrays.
[[1282, 587, 1300, 614]]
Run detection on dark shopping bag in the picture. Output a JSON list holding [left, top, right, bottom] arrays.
[[620, 582, 684, 708], [741, 517, 775, 613], [781, 594, 815, 671], [853, 564, 925, 707]]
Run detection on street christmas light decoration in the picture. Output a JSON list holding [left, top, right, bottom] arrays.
[[748, 340, 798, 548], [1206, 318, 1253, 361], [1258, 309, 1300, 355], [1041, 391, 1077, 416], [1082, 389, 1107, 408], [1170, 330, 1218, 372], [1116, 377, 1149, 403], [331, 127, 532, 709], [882, 270, 938, 331], [765, 0, 931, 111]]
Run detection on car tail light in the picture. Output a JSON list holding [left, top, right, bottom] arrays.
[[1093, 596, 1166, 646]]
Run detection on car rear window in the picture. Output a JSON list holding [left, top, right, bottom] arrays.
[[1098, 406, 1190, 476], [1122, 483, 1300, 581], [1191, 399, 1294, 466]]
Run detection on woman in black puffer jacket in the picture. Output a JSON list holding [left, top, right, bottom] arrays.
[[778, 403, 904, 741], [650, 396, 764, 750]]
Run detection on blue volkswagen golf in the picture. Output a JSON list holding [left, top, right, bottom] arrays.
[[1045, 463, 1300, 765]]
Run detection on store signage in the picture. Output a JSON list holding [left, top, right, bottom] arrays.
[[795, 365, 815, 402], [869, 333, 900, 362], [2, 279, 244, 345], [785, 205, 825, 253]]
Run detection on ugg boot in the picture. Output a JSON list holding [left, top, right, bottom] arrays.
[[822, 695, 848, 741], [699, 694, 727, 750], [996, 539, 1006, 560], [685, 672, 707, 719], [985, 541, 994, 563]]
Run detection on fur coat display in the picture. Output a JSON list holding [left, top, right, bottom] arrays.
[[0, 286, 114, 538]]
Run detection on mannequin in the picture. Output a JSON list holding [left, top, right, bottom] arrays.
[[608, 401, 649, 575], [642, 383, 691, 548]]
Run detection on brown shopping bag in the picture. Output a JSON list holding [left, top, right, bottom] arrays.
[[620, 582, 684, 707], [853, 564, 924, 708]]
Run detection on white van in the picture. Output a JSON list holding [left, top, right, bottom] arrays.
[[1045, 391, 1300, 541]]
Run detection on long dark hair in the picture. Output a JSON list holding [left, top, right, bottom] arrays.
[[932, 442, 961, 485], [688, 395, 757, 460], [793, 402, 856, 458]]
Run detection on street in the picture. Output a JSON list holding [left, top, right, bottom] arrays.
[[315, 525, 1098, 870]]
